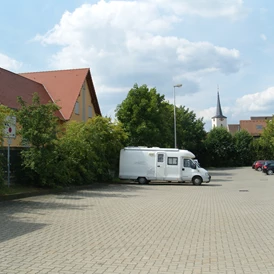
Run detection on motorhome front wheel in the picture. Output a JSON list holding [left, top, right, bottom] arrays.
[[192, 176, 202, 186]]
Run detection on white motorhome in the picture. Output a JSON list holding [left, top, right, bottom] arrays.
[[119, 147, 211, 185]]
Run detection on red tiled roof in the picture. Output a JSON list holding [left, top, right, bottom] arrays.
[[20, 68, 101, 120], [0, 67, 63, 119]]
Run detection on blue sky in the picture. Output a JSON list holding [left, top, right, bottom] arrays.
[[1, 0, 274, 131]]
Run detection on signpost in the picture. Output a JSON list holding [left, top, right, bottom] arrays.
[[3, 116, 16, 187]]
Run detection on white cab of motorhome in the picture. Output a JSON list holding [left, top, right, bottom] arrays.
[[119, 147, 211, 185]]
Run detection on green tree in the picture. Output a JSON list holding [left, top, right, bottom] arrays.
[[55, 120, 94, 185], [259, 118, 274, 159], [175, 106, 206, 153], [116, 84, 206, 153], [0, 105, 13, 146], [251, 138, 269, 160], [204, 127, 234, 167], [84, 116, 128, 180], [0, 105, 13, 186], [115, 84, 172, 147], [233, 130, 253, 166], [16, 93, 60, 186], [57, 117, 128, 184]]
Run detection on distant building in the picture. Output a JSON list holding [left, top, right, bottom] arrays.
[[211, 92, 227, 129], [228, 116, 273, 137], [0, 67, 101, 147], [210, 87, 272, 136], [227, 124, 240, 135]]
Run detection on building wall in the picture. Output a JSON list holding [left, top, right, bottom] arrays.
[[240, 120, 268, 136], [5, 79, 97, 147], [70, 79, 96, 122], [227, 124, 240, 135], [212, 117, 227, 129], [3, 136, 21, 147]]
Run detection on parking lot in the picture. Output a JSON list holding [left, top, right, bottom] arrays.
[[1, 167, 274, 274]]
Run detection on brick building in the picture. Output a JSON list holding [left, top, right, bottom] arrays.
[[228, 116, 272, 137]]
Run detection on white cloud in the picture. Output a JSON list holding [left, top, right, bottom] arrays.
[[97, 85, 131, 94], [35, 1, 243, 88], [195, 86, 274, 131], [260, 34, 267, 41], [36, 0, 246, 47], [235, 87, 274, 113], [34, 0, 245, 119], [197, 87, 274, 130], [196, 107, 215, 123], [145, 0, 247, 19], [0, 53, 22, 71], [35, 1, 179, 45], [196, 106, 231, 123]]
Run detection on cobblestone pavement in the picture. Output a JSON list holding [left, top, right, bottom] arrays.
[[1, 167, 274, 274]]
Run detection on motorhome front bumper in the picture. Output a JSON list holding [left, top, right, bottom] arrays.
[[205, 174, 211, 183]]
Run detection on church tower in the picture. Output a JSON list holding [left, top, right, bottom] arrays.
[[212, 88, 227, 129]]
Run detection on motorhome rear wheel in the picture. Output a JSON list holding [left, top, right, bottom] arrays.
[[138, 177, 147, 184]]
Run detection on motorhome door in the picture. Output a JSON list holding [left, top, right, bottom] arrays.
[[181, 158, 194, 181], [156, 152, 166, 180]]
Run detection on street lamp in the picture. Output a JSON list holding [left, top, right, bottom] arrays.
[[173, 84, 182, 148]]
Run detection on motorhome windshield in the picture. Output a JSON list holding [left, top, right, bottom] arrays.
[[192, 159, 200, 168]]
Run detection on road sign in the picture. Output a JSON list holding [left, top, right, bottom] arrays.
[[3, 116, 16, 139]]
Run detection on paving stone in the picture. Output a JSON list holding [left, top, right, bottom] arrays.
[[1, 167, 274, 273]]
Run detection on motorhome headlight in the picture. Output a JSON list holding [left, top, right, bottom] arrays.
[[205, 172, 209, 177]]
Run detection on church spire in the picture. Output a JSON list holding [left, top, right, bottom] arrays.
[[211, 85, 228, 129], [212, 86, 226, 119]]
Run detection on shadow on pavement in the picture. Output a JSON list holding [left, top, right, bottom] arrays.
[[145, 183, 222, 187], [0, 183, 146, 243], [208, 171, 233, 177], [58, 190, 138, 199], [0, 175, 227, 243], [0, 199, 90, 243], [0, 219, 47, 244]]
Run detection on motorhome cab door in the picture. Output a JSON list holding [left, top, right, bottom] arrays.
[[156, 152, 166, 180], [181, 158, 195, 181]]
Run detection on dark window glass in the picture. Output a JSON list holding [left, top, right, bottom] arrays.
[[167, 157, 178, 165], [184, 159, 196, 169], [256, 125, 263, 130], [74, 101, 79, 114], [184, 159, 191, 167], [158, 154, 164, 163]]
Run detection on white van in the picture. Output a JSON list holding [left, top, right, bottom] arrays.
[[119, 147, 211, 185]]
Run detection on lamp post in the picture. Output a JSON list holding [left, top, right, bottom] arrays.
[[173, 84, 182, 148]]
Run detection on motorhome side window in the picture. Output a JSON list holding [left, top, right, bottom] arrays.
[[158, 154, 164, 162], [167, 157, 178, 165]]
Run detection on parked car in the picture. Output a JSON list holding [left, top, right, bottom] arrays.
[[262, 161, 274, 173], [254, 160, 267, 171], [262, 162, 274, 175]]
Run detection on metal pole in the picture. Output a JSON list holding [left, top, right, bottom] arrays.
[[7, 138, 10, 187], [173, 86, 177, 148]]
